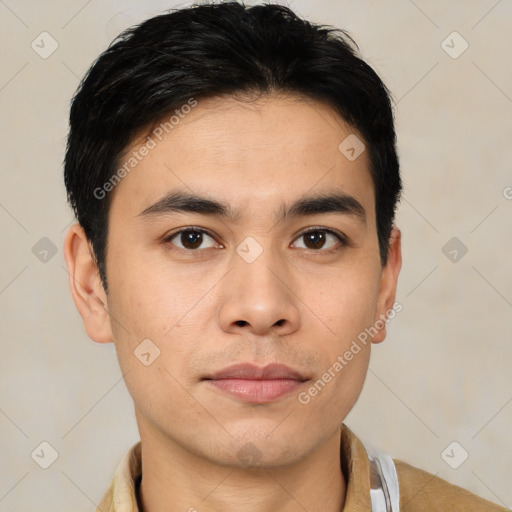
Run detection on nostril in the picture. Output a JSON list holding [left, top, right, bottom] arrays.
[[235, 320, 248, 327], [275, 319, 285, 326]]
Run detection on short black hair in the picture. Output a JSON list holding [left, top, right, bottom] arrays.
[[64, 1, 401, 291]]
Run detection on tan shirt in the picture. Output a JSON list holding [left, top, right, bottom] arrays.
[[96, 425, 507, 511]]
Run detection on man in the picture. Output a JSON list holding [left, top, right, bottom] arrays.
[[62, 2, 506, 511]]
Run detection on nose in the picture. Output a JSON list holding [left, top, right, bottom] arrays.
[[217, 243, 301, 337]]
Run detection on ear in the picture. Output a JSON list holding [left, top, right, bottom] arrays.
[[63, 223, 113, 344], [371, 226, 402, 344]]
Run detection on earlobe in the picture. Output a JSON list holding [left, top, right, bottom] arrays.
[[372, 226, 402, 344], [63, 223, 113, 344]]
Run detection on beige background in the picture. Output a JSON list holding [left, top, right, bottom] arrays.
[[1, 0, 511, 510]]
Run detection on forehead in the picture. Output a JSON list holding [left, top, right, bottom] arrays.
[[110, 93, 375, 222]]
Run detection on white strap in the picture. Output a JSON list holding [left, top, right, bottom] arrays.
[[365, 443, 400, 512]]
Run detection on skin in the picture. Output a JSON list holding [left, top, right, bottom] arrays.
[[64, 93, 401, 512]]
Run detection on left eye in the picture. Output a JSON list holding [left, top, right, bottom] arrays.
[[292, 229, 345, 251]]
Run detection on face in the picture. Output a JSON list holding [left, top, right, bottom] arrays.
[[66, 93, 401, 468]]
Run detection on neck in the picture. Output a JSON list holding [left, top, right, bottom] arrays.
[[136, 426, 346, 512]]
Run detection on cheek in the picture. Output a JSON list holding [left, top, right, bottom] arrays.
[[106, 277, 199, 420], [296, 336, 371, 429], [306, 260, 381, 338], [292, 262, 379, 404], [106, 249, 193, 335], [105, 255, 207, 387]]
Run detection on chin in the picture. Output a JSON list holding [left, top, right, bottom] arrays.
[[216, 438, 306, 470]]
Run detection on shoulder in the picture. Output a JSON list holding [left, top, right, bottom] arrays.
[[394, 459, 508, 512]]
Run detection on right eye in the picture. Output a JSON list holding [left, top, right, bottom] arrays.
[[164, 227, 221, 251]]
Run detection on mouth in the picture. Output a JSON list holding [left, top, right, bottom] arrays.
[[202, 363, 308, 404]]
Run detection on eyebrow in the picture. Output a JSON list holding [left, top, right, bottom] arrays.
[[138, 189, 366, 224]]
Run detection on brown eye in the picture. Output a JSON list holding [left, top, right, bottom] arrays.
[[166, 229, 217, 251], [293, 229, 345, 251], [303, 231, 327, 250]]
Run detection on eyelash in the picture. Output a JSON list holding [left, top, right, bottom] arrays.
[[162, 226, 348, 254]]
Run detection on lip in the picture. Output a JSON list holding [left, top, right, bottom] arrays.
[[206, 363, 306, 381], [203, 363, 308, 404]]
